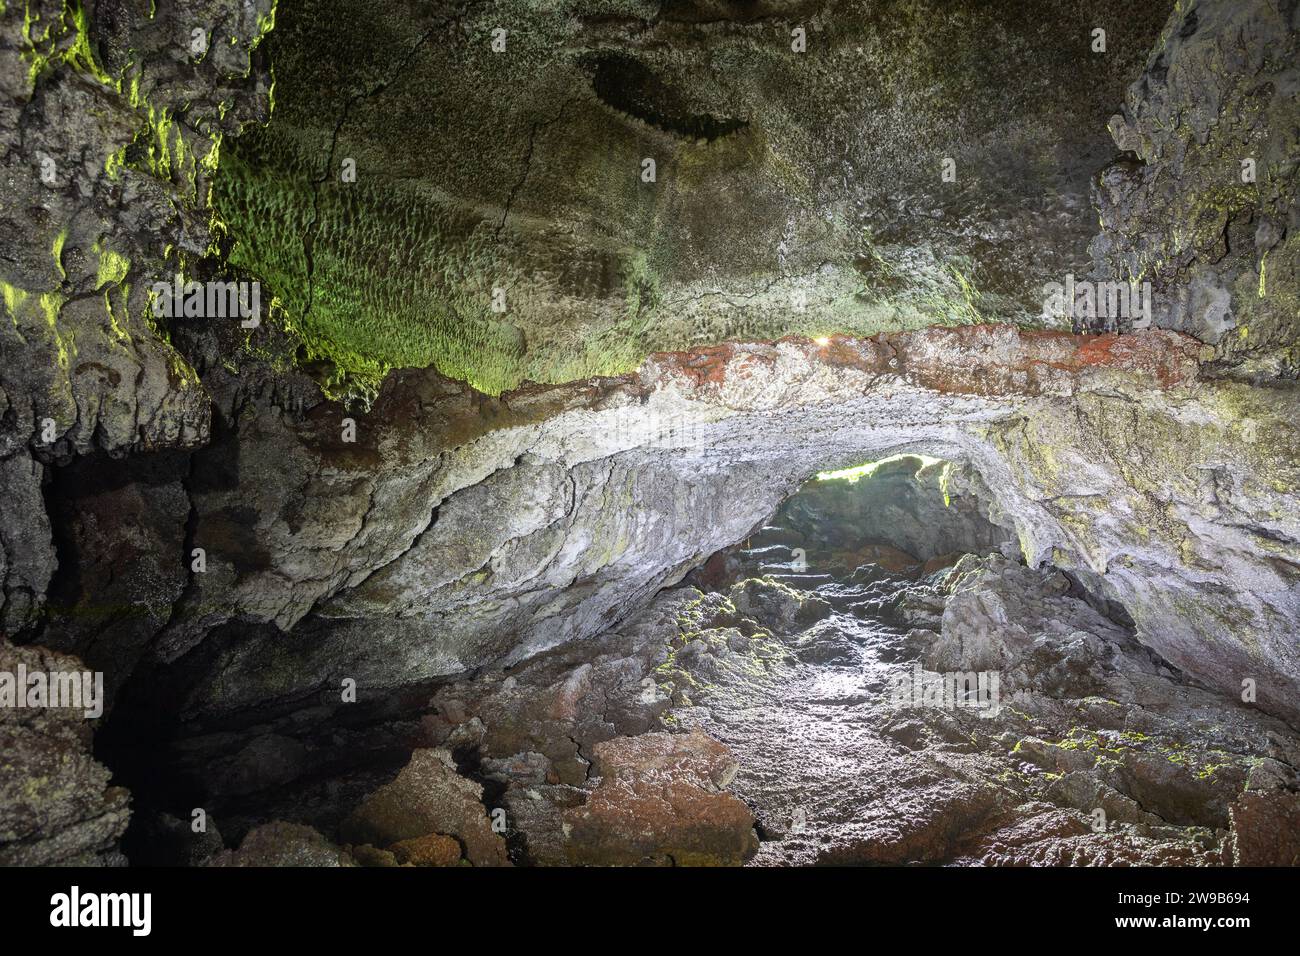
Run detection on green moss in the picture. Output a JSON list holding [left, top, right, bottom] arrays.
[[1, 279, 71, 369], [93, 243, 131, 290], [20, 0, 113, 89], [51, 229, 67, 280], [815, 454, 943, 483]]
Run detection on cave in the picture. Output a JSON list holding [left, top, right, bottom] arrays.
[[1, 0, 1298, 897]]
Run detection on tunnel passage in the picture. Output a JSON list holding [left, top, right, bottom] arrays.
[[63, 437, 1300, 867], [688, 454, 1014, 594]]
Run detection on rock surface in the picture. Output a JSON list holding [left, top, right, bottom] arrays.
[[215, 0, 1174, 392], [149, 329, 1299, 733], [564, 730, 758, 866], [1, 0, 274, 632], [207, 821, 355, 867], [339, 748, 509, 867], [0, 0, 1296, 868], [358, 496, 1298, 867], [1090, 0, 1300, 365], [0, 640, 129, 865]]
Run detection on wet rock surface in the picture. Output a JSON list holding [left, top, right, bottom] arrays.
[[0, 0, 1297, 868], [277, 472, 1293, 868], [1, 322, 1294, 868], [134, 330, 1297, 734]]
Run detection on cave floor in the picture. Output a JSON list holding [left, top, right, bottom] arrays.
[[396, 529, 1300, 867], [667, 544, 998, 865], [660, 539, 1298, 865]]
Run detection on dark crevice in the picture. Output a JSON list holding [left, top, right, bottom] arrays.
[[583, 51, 748, 142], [449, 744, 529, 864]]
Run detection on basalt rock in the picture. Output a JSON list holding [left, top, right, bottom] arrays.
[[0, 639, 129, 866], [1227, 791, 1300, 866], [1090, 0, 1300, 366], [214, 0, 1174, 393], [563, 730, 758, 867], [339, 748, 510, 866], [0, 0, 274, 633], [151, 328, 1298, 734], [761, 453, 1013, 571], [207, 820, 356, 867]]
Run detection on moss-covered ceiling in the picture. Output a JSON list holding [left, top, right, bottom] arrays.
[[214, 0, 1172, 394]]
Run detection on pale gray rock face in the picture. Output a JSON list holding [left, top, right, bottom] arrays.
[[158, 331, 1298, 733]]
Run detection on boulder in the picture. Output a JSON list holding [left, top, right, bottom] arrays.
[[0, 640, 130, 866], [387, 832, 464, 867], [340, 749, 509, 867], [207, 822, 355, 867], [564, 730, 757, 866]]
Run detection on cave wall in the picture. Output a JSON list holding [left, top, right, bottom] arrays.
[[1091, 0, 1300, 366], [1, 0, 1298, 863], [1, 0, 275, 636]]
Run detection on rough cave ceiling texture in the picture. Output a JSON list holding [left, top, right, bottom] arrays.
[[216, 0, 1181, 394], [0, 0, 1298, 863]]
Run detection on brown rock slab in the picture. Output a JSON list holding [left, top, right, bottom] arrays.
[[388, 832, 464, 867], [340, 748, 510, 866], [1229, 791, 1300, 866], [564, 730, 756, 866]]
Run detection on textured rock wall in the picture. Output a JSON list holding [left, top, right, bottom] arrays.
[[49, 327, 1290, 736], [1, 0, 275, 633], [0, 638, 129, 865], [214, 0, 1173, 394], [1091, 0, 1300, 366]]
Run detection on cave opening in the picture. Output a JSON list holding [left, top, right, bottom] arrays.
[[20, 431, 1300, 870], [654, 451, 1031, 863], [690, 452, 1014, 593]]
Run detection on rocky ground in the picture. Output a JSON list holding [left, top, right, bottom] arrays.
[[156, 464, 1299, 867]]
